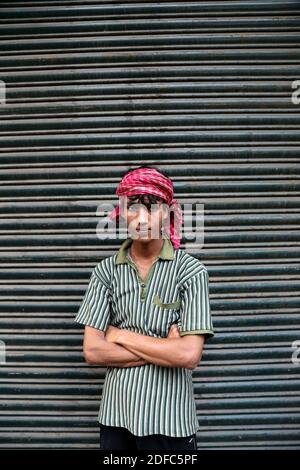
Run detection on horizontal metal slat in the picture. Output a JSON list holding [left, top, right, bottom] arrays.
[[0, 1, 299, 20]]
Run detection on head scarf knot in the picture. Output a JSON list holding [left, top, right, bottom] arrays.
[[109, 167, 182, 249]]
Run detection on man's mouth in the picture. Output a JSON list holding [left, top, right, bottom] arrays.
[[136, 228, 150, 235]]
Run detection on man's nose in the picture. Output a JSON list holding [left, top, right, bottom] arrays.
[[136, 205, 149, 223]]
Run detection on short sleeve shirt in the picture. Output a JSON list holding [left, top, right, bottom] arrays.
[[75, 234, 214, 437]]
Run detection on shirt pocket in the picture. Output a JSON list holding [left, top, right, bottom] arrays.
[[152, 294, 182, 310], [149, 294, 181, 336]]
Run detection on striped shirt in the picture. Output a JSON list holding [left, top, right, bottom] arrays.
[[74, 233, 214, 437]]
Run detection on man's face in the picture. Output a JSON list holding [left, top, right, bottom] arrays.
[[121, 194, 169, 242]]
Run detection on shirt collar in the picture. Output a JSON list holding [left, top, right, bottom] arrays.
[[115, 232, 175, 264]]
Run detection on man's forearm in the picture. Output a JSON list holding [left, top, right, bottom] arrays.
[[113, 330, 193, 369], [86, 339, 147, 367]]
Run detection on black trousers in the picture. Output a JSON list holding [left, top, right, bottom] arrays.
[[99, 424, 197, 450]]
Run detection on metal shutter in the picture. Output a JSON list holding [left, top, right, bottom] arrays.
[[0, 0, 299, 449]]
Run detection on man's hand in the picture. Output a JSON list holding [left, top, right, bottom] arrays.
[[167, 323, 181, 339], [105, 325, 123, 344]]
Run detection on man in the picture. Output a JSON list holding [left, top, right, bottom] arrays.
[[74, 166, 214, 450]]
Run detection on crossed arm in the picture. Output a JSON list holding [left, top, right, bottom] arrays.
[[83, 324, 205, 370]]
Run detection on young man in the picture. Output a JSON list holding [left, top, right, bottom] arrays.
[[74, 166, 214, 450]]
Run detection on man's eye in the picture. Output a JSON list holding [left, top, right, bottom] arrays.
[[127, 203, 141, 212], [127, 202, 161, 213], [150, 204, 160, 212]]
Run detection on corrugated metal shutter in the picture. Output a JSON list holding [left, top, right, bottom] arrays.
[[0, 0, 299, 449]]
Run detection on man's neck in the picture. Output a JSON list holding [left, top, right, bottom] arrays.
[[130, 237, 164, 261]]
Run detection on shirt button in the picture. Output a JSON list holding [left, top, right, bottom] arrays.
[[141, 283, 146, 288]]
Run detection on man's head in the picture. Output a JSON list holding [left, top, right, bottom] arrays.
[[122, 192, 169, 243], [109, 166, 182, 248]]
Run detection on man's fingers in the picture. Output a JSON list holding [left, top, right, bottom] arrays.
[[167, 323, 180, 338]]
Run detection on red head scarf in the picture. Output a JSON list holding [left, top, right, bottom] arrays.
[[109, 167, 182, 249]]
